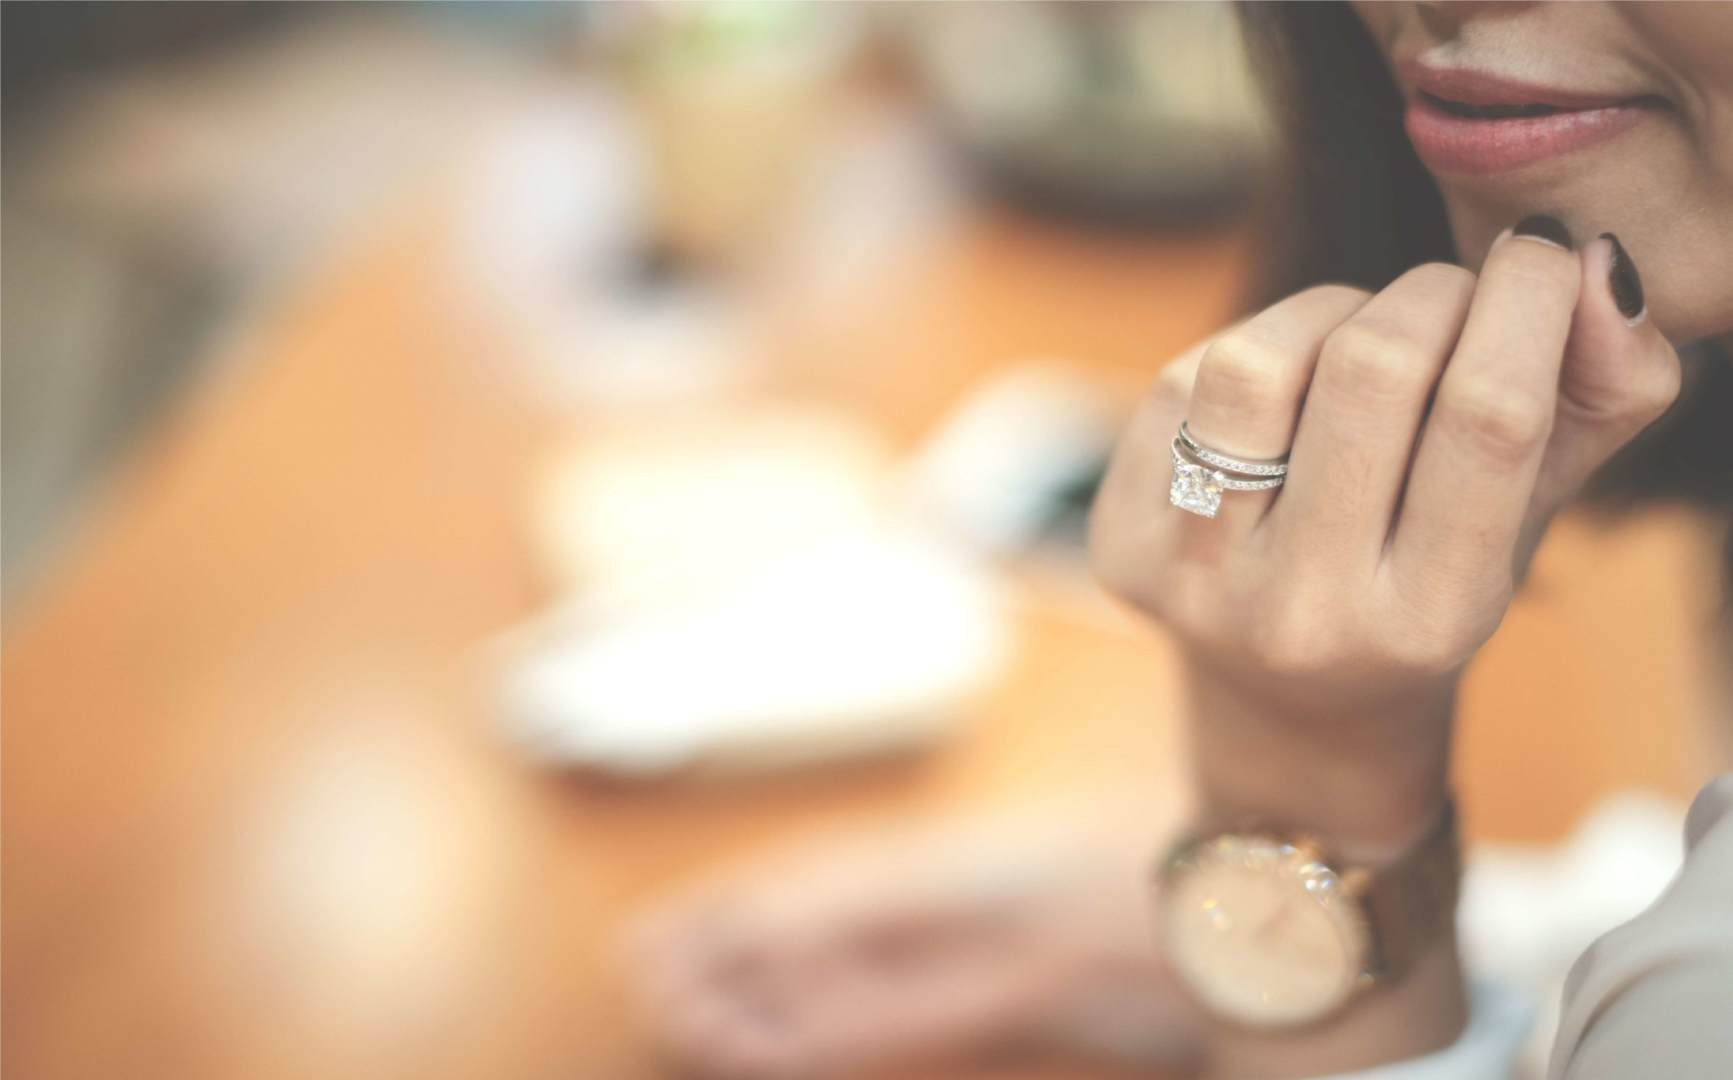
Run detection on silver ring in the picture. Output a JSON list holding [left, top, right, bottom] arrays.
[[1177, 421, 1289, 478], [1169, 438, 1284, 519]]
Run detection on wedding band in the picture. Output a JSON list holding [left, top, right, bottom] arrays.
[[1177, 421, 1290, 478], [1169, 437, 1284, 519], [1169, 439, 1285, 491]]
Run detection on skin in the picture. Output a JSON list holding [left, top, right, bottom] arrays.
[[633, 4, 1733, 1077], [1093, 230, 1680, 1075], [1092, 2, 1733, 1073], [1356, 1, 1733, 347]]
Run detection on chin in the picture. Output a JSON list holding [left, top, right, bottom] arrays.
[[1445, 206, 1730, 348]]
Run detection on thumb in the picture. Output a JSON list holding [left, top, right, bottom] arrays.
[[1518, 232, 1682, 567]]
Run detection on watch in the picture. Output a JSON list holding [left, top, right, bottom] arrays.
[[1155, 800, 1460, 1029]]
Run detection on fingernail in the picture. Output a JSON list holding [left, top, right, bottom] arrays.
[[1600, 232, 1646, 324], [1512, 213, 1573, 251]]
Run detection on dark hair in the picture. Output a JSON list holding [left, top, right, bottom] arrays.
[[1236, 1, 1733, 595]]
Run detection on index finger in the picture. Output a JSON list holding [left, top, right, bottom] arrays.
[[1388, 221, 1583, 604]]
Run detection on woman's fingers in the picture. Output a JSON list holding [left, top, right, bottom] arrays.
[[1101, 220, 1670, 642], [1089, 342, 1203, 596], [1389, 227, 1583, 608], [1515, 234, 1682, 568], [1278, 263, 1477, 562], [1183, 285, 1370, 527]]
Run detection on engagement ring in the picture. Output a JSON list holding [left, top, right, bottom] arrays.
[[1169, 429, 1287, 519]]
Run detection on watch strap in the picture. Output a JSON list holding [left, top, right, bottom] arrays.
[[1360, 799, 1461, 981]]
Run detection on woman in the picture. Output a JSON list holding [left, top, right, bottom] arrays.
[[633, 4, 1733, 1076]]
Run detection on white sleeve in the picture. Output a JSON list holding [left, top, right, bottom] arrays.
[[1547, 774, 1733, 1080], [1319, 775, 1733, 1080]]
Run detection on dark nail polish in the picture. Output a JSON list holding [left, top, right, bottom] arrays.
[[1601, 232, 1646, 322], [1512, 213, 1573, 250]]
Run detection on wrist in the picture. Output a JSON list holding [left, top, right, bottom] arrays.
[[1182, 657, 1457, 853], [1171, 664, 1470, 1075]]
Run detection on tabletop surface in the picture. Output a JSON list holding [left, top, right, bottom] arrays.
[[3, 188, 1721, 1079]]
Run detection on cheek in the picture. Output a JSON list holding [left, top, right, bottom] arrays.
[[1614, 4, 1733, 341], [1626, 4, 1733, 104], [1633, 215, 1733, 346], [1583, 127, 1733, 344], [1347, 1, 1399, 44], [1625, 3, 1733, 202]]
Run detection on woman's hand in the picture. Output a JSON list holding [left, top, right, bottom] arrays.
[[1089, 224, 1680, 845]]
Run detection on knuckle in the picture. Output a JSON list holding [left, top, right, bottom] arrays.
[[1087, 490, 1165, 614], [1378, 623, 1476, 678], [1086, 516, 1138, 604], [1604, 353, 1682, 429], [1242, 597, 1336, 676], [1437, 382, 1552, 464], [1197, 331, 1296, 403], [1302, 282, 1375, 309], [1387, 577, 1511, 670], [1151, 361, 1196, 408], [1577, 363, 1680, 431], [1086, 539, 1124, 600], [1638, 355, 1684, 421], [1243, 629, 1310, 676], [1558, 342, 1681, 431], [1164, 578, 1219, 639], [1400, 261, 1478, 298], [1322, 321, 1432, 399], [1086, 476, 1130, 581], [1249, 637, 1335, 678]]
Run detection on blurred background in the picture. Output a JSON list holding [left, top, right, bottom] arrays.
[[3, 4, 1724, 1079]]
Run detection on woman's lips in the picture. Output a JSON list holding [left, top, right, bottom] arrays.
[[1404, 96, 1648, 174], [1398, 61, 1656, 174]]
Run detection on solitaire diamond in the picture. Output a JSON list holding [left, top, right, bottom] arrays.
[[1170, 459, 1226, 518]]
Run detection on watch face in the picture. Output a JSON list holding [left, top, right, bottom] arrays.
[[1159, 834, 1370, 1027]]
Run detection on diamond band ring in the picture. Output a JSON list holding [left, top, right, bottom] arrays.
[[1169, 430, 1287, 519], [1177, 421, 1290, 478]]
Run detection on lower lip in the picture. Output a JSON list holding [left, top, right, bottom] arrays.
[[1403, 97, 1648, 174]]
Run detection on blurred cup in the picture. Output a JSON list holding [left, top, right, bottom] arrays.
[[617, 3, 858, 269]]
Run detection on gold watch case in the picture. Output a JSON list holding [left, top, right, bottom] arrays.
[[1155, 802, 1459, 1030], [1156, 832, 1376, 1029]]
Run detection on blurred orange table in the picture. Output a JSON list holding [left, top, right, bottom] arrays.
[[3, 196, 1720, 1080]]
